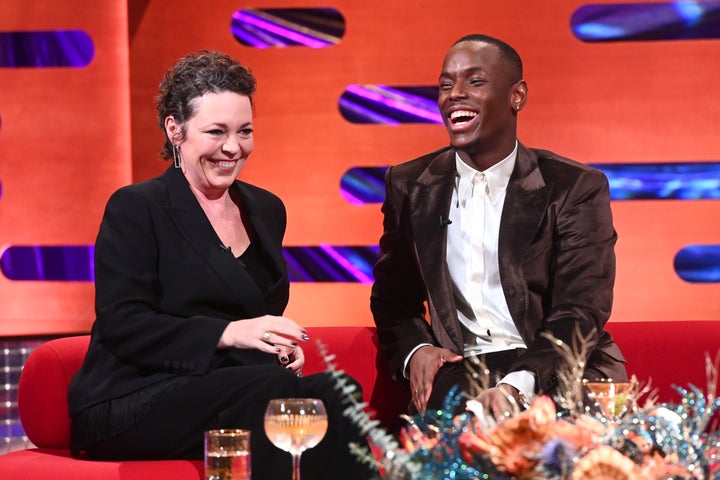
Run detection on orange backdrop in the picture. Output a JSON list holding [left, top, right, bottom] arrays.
[[0, 0, 131, 334], [0, 0, 718, 336]]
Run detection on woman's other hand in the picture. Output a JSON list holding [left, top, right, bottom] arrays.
[[278, 344, 305, 376], [217, 315, 309, 356]]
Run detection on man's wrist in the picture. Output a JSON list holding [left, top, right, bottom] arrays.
[[498, 383, 531, 410]]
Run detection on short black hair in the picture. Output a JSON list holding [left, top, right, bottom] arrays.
[[453, 34, 523, 81]]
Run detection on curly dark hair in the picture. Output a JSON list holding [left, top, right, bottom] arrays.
[[156, 50, 257, 160]]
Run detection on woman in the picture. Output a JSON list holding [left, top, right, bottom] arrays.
[[68, 51, 374, 479]]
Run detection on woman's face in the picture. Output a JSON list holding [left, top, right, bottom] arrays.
[[167, 91, 254, 197]]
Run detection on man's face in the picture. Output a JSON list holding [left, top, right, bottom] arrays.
[[437, 41, 519, 155]]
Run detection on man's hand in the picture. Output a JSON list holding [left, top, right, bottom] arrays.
[[473, 384, 524, 421], [408, 346, 462, 413]]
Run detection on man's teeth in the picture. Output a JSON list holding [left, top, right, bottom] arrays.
[[450, 110, 478, 124], [217, 161, 236, 168]]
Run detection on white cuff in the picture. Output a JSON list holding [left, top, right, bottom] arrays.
[[497, 369, 536, 405], [402, 343, 433, 378]]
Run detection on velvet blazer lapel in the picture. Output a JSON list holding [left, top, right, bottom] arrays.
[[498, 144, 553, 336], [161, 167, 285, 314], [406, 149, 465, 353]]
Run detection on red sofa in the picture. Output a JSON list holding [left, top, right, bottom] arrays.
[[0, 322, 718, 479]]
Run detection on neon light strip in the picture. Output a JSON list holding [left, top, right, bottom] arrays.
[[340, 162, 720, 204], [571, 1, 720, 41], [232, 10, 332, 48], [0, 30, 94, 67], [674, 245, 720, 282]]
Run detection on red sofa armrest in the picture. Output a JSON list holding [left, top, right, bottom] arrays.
[[18, 335, 90, 449]]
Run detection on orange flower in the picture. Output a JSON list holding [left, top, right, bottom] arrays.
[[637, 451, 690, 478], [477, 396, 558, 474], [570, 445, 638, 480], [549, 414, 605, 452]]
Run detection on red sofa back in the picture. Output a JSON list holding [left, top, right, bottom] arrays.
[[606, 320, 720, 402]]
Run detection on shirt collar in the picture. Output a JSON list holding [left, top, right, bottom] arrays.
[[454, 141, 518, 205]]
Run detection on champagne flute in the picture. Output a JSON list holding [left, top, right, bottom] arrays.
[[264, 398, 328, 480]]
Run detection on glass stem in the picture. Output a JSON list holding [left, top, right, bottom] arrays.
[[292, 452, 302, 480]]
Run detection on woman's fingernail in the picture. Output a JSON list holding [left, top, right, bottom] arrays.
[[275, 347, 281, 353], [292, 342, 298, 347], [301, 334, 309, 342], [281, 356, 289, 364]]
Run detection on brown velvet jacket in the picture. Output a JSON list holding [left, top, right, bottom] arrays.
[[370, 143, 627, 395]]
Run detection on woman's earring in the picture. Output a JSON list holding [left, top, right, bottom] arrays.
[[172, 144, 181, 169]]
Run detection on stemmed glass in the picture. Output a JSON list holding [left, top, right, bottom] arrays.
[[264, 398, 328, 480], [584, 378, 637, 423]]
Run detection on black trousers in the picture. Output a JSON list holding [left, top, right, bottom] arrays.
[[83, 365, 376, 480], [412, 348, 526, 415]]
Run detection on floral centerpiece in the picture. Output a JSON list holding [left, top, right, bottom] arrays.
[[317, 330, 720, 480]]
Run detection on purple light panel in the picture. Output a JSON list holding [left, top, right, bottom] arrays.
[[0, 30, 94, 67], [284, 245, 378, 283], [0, 245, 379, 284], [340, 162, 720, 204], [231, 8, 345, 48], [0, 246, 95, 281], [339, 85, 441, 124], [571, 1, 720, 41], [674, 245, 720, 282]]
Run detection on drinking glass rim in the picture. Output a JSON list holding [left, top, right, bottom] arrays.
[[268, 398, 324, 403], [205, 428, 251, 436]]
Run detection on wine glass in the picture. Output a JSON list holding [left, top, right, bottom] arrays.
[[264, 398, 328, 480], [584, 378, 637, 422]]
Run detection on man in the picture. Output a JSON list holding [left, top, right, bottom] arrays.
[[370, 34, 627, 419]]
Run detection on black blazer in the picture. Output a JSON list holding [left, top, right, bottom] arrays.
[[370, 143, 627, 394], [68, 166, 289, 415]]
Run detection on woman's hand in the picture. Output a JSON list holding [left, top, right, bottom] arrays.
[[278, 344, 305, 376], [217, 315, 309, 356]]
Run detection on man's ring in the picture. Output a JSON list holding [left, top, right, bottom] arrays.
[[262, 331, 271, 341]]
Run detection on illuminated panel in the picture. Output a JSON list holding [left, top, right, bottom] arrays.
[[340, 162, 720, 204], [339, 85, 441, 124], [284, 245, 377, 283], [674, 245, 720, 282], [340, 167, 386, 205], [1, 246, 94, 281], [600, 162, 720, 200], [571, 1, 720, 41], [231, 8, 344, 48], [1, 245, 378, 284], [0, 30, 94, 67]]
